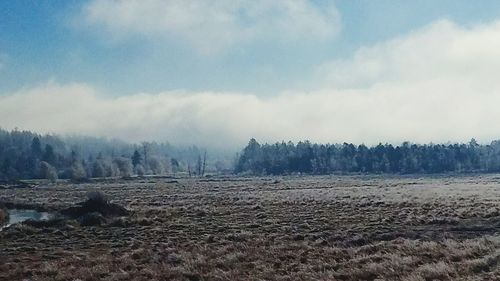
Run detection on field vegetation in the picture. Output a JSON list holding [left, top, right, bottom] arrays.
[[1, 175, 500, 280]]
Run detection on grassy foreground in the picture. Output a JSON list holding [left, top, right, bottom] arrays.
[[1, 175, 500, 280]]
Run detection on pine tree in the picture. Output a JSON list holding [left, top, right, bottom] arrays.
[[42, 144, 56, 165], [132, 149, 142, 167], [31, 137, 42, 159]]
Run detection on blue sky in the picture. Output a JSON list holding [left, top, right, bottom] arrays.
[[3, 1, 500, 147], [3, 0, 500, 96]]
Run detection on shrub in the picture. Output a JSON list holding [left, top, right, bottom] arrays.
[[78, 212, 106, 226], [86, 191, 108, 204], [61, 191, 128, 219]]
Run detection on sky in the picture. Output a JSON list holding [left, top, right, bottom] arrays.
[[2, 1, 500, 149]]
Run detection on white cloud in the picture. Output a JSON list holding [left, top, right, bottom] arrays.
[[5, 19, 500, 148], [318, 20, 500, 89], [81, 0, 340, 53]]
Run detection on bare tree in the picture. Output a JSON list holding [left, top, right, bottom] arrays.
[[202, 151, 207, 177], [196, 154, 202, 176], [148, 156, 165, 175], [113, 157, 133, 177], [142, 142, 150, 173]]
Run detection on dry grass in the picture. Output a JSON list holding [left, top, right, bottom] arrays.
[[2, 175, 500, 280]]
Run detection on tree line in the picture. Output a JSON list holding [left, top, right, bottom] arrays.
[[234, 138, 500, 175], [7, 129, 500, 180], [0, 129, 232, 182]]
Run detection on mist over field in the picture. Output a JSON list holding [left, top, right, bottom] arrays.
[[4, 6, 500, 148]]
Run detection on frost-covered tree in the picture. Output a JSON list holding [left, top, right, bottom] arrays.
[[71, 162, 87, 181], [148, 156, 165, 175], [135, 164, 145, 176], [113, 157, 133, 177], [91, 160, 106, 178], [40, 161, 58, 183]]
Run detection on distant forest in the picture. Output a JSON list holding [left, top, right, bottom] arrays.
[[0, 129, 233, 182], [235, 138, 500, 175], [7, 128, 500, 181]]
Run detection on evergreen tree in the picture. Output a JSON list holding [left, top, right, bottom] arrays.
[[42, 144, 56, 166], [132, 149, 142, 167], [235, 138, 500, 175], [31, 137, 42, 159]]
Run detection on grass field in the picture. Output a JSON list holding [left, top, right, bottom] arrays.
[[1, 175, 500, 280]]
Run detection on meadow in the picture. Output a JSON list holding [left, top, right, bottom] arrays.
[[1, 175, 500, 280]]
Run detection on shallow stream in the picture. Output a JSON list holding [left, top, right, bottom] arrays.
[[1, 209, 54, 230]]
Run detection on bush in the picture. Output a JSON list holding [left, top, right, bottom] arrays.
[[86, 191, 108, 204], [61, 191, 128, 219], [78, 212, 106, 226]]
